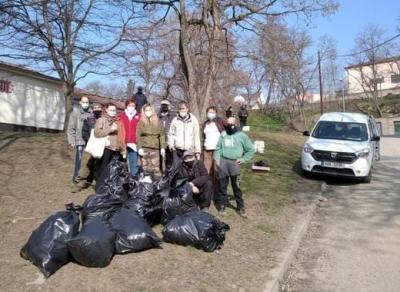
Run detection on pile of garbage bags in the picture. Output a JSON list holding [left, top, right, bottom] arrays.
[[20, 160, 230, 277]]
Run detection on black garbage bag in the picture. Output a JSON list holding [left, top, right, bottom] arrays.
[[109, 208, 161, 254], [162, 211, 230, 252], [161, 182, 198, 224], [67, 216, 115, 267], [81, 193, 123, 222], [95, 159, 131, 201], [20, 210, 80, 277], [125, 175, 164, 226]]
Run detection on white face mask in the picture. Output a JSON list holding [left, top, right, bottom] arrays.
[[126, 106, 136, 115], [145, 110, 153, 118], [81, 102, 90, 110], [107, 109, 117, 117], [207, 112, 216, 120], [179, 111, 188, 118]]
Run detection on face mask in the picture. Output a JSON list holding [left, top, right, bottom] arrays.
[[161, 105, 169, 113], [207, 112, 216, 120], [145, 110, 153, 118], [126, 106, 136, 115], [81, 102, 90, 110], [93, 110, 102, 119], [179, 111, 188, 118], [184, 159, 195, 167], [225, 124, 237, 135], [107, 110, 117, 117]]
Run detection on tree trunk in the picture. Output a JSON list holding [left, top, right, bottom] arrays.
[[62, 82, 74, 132]]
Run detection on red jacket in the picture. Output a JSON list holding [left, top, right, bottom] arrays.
[[119, 112, 141, 143]]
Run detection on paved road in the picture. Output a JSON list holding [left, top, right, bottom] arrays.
[[282, 137, 400, 292]]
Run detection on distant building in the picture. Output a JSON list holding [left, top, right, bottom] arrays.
[[345, 55, 400, 97], [0, 61, 65, 131]]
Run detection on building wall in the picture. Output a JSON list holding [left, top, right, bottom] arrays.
[[347, 61, 400, 94], [0, 69, 65, 130], [375, 117, 400, 136]]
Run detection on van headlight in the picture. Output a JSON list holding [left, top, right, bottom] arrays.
[[356, 148, 370, 158], [303, 143, 314, 154]]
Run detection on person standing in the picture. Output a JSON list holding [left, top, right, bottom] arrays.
[[94, 103, 126, 181], [119, 99, 141, 175], [202, 106, 226, 174], [214, 117, 255, 216], [158, 99, 175, 171], [237, 104, 249, 128], [178, 150, 212, 211], [77, 103, 103, 191], [225, 105, 233, 118], [67, 96, 92, 188], [133, 86, 148, 112], [168, 101, 201, 165], [137, 104, 166, 177]]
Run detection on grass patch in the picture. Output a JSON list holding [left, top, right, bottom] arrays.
[[256, 223, 278, 237], [247, 110, 287, 132], [241, 113, 306, 215]]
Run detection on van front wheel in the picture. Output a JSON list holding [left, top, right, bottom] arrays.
[[361, 171, 372, 183]]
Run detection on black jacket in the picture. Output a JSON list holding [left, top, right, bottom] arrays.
[[178, 160, 209, 187], [133, 92, 148, 111], [238, 108, 248, 120]]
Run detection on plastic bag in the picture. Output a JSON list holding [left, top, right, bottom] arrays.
[[161, 182, 198, 224], [67, 216, 115, 267], [20, 210, 80, 277], [162, 211, 230, 252], [95, 159, 131, 201], [125, 177, 164, 226], [109, 208, 161, 254], [81, 193, 123, 222]]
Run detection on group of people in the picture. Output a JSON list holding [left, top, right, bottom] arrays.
[[67, 87, 254, 215]]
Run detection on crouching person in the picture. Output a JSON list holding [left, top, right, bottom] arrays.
[[214, 117, 255, 216], [179, 150, 212, 211]]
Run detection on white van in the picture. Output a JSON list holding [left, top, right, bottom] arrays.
[[301, 112, 380, 183]]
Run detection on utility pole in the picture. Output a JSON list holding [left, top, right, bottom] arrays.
[[318, 50, 324, 115]]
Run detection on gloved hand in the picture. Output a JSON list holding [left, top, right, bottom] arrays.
[[160, 148, 165, 157], [195, 153, 201, 160], [69, 143, 75, 149], [110, 123, 118, 133], [138, 148, 145, 156], [190, 182, 200, 194]]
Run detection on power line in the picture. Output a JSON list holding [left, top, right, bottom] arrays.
[[335, 32, 400, 59]]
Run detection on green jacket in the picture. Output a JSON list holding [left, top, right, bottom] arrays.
[[214, 130, 255, 163], [137, 119, 166, 150]]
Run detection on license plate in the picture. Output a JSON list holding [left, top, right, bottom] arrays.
[[321, 161, 344, 168]]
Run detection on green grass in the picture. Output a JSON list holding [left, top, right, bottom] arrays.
[[247, 110, 287, 132], [240, 112, 306, 215]]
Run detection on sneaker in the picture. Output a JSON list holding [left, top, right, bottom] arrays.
[[201, 207, 209, 213], [236, 208, 246, 217], [79, 181, 92, 190]]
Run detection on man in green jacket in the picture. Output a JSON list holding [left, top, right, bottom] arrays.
[[214, 117, 255, 215]]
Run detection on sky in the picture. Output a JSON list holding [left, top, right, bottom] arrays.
[[305, 0, 400, 65]]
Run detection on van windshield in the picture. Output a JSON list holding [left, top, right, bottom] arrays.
[[312, 121, 368, 141]]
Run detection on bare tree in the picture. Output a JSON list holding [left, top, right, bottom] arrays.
[[130, 0, 339, 118], [348, 24, 397, 117], [0, 0, 137, 129]]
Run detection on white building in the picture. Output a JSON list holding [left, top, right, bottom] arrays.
[[0, 61, 65, 131], [345, 56, 400, 97]]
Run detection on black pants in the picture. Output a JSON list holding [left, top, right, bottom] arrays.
[[98, 148, 120, 179], [216, 175, 244, 210], [172, 149, 185, 168], [86, 156, 100, 183], [193, 180, 213, 209], [161, 147, 173, 172], [239, 118, 247, 129]]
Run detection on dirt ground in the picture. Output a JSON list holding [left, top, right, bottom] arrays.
[[0, 131, 318, 292]]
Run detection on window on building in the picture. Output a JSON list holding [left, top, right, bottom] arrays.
[[391, 74, 400, 84]]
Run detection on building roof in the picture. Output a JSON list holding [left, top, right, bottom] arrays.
[[74, 88, 125, 110], [0, 60, 62, 84], [345, 55, 400, 70]]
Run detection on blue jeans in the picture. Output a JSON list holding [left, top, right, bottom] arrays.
[[73, 145, 84, 183], [127, 147, 138, 175]]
